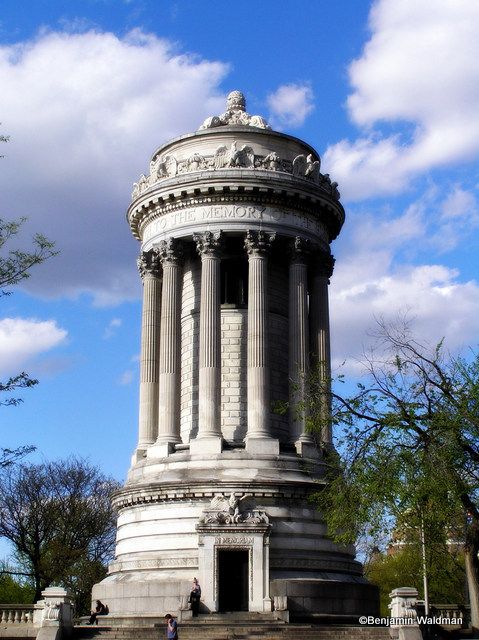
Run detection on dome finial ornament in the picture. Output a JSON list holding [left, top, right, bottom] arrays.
[[199, 89, 271, 130], [226, 90, 246, 112]]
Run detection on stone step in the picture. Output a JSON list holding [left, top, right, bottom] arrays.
[[73, 624, 390, 640]]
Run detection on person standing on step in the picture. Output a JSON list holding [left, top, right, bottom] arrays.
[[164, 614, 178, 640], [188, 577, 201, 617]]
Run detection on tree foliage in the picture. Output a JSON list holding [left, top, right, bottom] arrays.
[[0, 569, 35, 604], [1, 130, 58, 464], [365, 546, 465, 616], [307, 319, 479, 626], [0, 457, 120, 611]]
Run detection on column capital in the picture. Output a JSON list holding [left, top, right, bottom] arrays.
[[288, 236, 310, 263], [244, 230, 276, 256], [313, 251, 335, 279], [137, 248, 161, 279], [193, 230, 223, 257], [157, 237, 183, 265]]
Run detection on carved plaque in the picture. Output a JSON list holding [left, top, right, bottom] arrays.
[[142, 204, 327, 243], [214, 536, 254, 545]]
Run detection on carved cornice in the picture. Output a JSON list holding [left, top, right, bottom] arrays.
[[244, 230, 276, 256], [193, 230, 223, 257], [137, 248, 161, 279], [109, 557, 198, 573], [129, 185, 345, 243], [111, 482, 318, 511], [157, 237, 183, 265]]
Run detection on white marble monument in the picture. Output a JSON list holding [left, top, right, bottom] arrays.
[[92, 91, 378, 620]]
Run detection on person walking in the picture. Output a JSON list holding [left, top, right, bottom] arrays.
[[164, 614, 178, 640]]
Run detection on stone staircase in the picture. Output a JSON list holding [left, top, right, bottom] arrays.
[[73, 613, 390, 640]]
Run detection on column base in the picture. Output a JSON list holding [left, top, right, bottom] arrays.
[[263, 597, 273, 612], [131, 448, 148, 465], [295, 440, 320, 459], [146, 442, 176, 459], [190, 436, 223, 455], [245, 437, 280, 455]]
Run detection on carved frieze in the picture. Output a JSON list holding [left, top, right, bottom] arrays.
[[131, 173, 150, 199], [131, 143, 340, 202], [109, 557, 197, 572], [199, 493, 269, 526], [214, 536, 255, 545]]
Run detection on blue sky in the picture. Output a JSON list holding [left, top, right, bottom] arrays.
[[1, 0, 479, 490]]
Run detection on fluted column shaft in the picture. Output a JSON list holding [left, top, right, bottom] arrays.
[[289, 237, 311, 444], [309, 252, 335, 444], [156, 239, 182, 445], [194, 231, 223, 439], [137, 250, 162, 449], [245, 231, 275, 439]]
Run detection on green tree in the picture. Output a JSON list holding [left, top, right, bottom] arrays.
[[365, 546, 465, 616], [307, 319, 479, 628], [0, 570, 35, 604], [0, 457, 120, 610], [1, 130, 57, 465]]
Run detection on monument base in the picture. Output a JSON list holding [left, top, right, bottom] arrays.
[[270, 578, 380, 618], [92, 573, 379, 620]]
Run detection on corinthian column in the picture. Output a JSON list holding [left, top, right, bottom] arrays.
[[136, 249, 162, 461], [289, 237, 315, 455], [244, 230, 279, 455], [148, 238, 183, 458], [309, 251, 335, 446], [190, 230, 223, 454]]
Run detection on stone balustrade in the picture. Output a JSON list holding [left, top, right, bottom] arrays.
[[0, 604, 34, 624]]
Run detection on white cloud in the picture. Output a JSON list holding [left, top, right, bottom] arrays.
[[441, 185, 478, 221], [0, 317, 67, 377], [323, 0, 479, 200], [330, 190, 479, 371], [0, 29, 228, 304], [332, 264, 479, 369], [118, 369, 134, 386], [103, 317, 122, 339], [267, 83, 314, 129]]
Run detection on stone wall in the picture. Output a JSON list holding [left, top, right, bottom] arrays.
[[220, 308, 247, 441]]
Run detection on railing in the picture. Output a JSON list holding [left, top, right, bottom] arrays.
[[430, 604, 470, 627], [0, 604, 35, 624]]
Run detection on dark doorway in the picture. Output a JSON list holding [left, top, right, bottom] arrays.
[[220, 257, 248, 306], [218, 549, 249, 611]]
